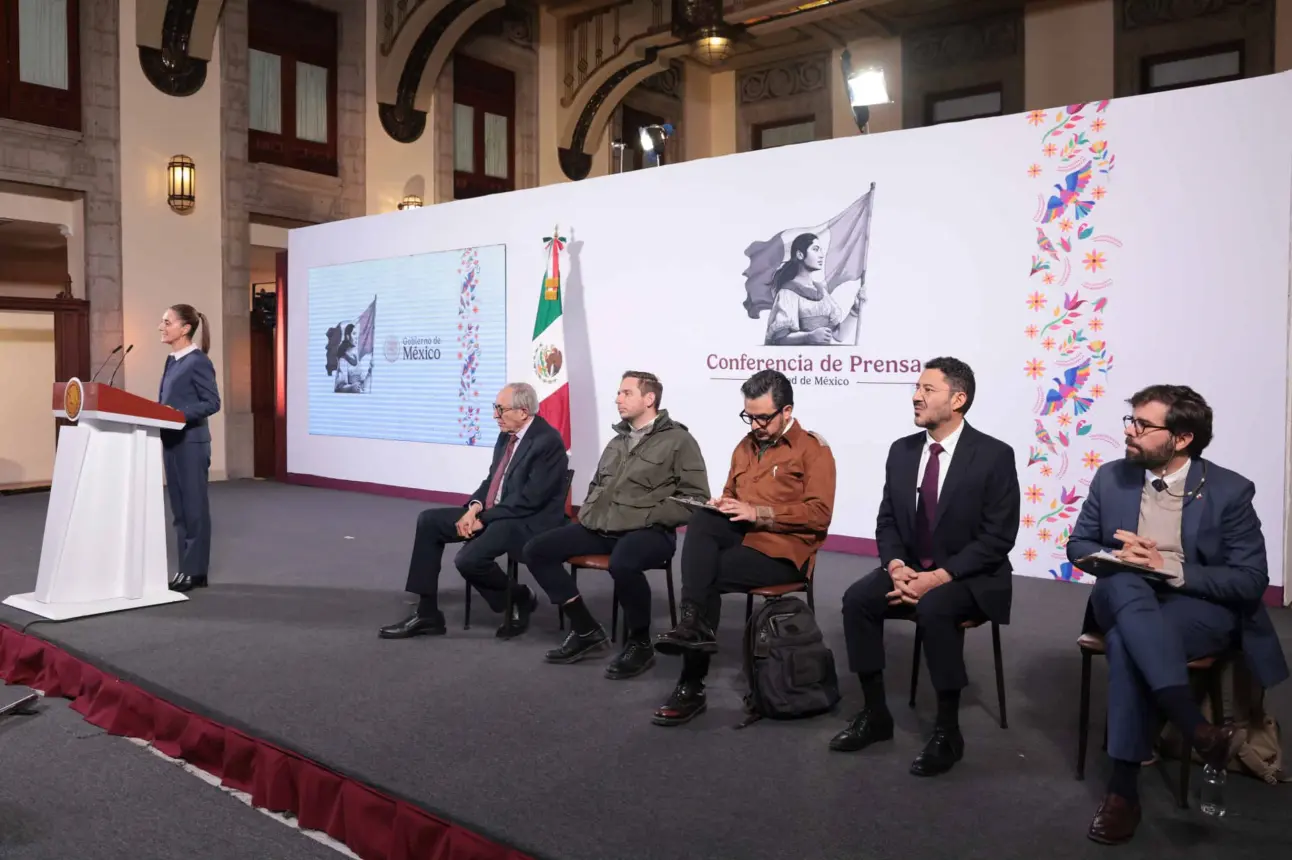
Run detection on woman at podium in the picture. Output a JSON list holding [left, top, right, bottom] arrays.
[[157, 304, 221, 592]]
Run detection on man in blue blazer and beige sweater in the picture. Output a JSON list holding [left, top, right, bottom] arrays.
[[1067, 384, 1288, 845]]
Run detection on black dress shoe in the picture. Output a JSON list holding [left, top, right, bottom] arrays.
[[909, 726, 964, 776], [496, 586, 538, 639], [378, 611, 447, 639], [169, 574, 208, 593], [605, 636, 656, 680], [544, 627, 610, 663], [828, 708, 895, 752], [1087, 794, 1141, 845], [653, 601, 717, 656], [651, 681, 707, 726]]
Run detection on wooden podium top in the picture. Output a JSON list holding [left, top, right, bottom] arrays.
[[53, 380, 185, 430]]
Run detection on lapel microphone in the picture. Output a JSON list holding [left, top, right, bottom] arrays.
[[1152, 462, 1208, 503]]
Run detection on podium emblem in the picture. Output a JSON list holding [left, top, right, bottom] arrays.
[[64, 377, 84, 422]]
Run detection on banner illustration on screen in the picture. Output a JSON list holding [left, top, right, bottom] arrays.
[[741, 184, 874, 347], [324, 296, 376, 394], [307, 245, 507, 445]]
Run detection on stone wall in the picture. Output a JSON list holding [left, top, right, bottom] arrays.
[[0, 0, 123, 374], [220, 0, 367, 478]]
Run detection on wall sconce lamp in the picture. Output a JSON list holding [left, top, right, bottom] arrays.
[[841, 51, 890, 133], [398, 195, 424, 210], [167, 155, 196, 213]]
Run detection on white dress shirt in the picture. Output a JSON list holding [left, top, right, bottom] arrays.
[[916, 419, 965, 498], [170, 343, 199, 362], [472, 418, 533, 508], [1144, 459, 1190, 490]]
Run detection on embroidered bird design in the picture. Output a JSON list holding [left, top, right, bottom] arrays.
[[1041, 161, 1095, 224], [1041, 358, 1094, 416]]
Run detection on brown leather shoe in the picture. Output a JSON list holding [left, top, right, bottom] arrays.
[[1087, 794, 1141, 845], [1193, 722, 1244, 771]]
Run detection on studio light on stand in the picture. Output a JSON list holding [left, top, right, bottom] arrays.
[[841, 50, 889, 133], [639, 123, 673, 167]]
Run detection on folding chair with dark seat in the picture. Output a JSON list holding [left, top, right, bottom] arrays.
[[1075, 631, 1231, 808], [463, 468, 575, 630], [563, 552, 678, 642], [744, 555, 817, 622], [907, 617, 1008, 729]]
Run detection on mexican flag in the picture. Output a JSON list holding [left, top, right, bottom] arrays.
[[532, 227, 571, 451]]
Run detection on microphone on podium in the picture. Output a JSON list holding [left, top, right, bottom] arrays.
[[107, 344, 134, 388], [90, 344, 123, 382]]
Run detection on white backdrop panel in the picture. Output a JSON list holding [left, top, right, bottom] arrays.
[[288, 72, 1292, 587]]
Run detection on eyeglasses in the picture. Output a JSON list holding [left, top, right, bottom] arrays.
[[493, 404, 522, 415], [1123, 415, 1169, 435], [740, 409, 783, 426]]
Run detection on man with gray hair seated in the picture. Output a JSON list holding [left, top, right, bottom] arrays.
[[379, 382, 570, 640]]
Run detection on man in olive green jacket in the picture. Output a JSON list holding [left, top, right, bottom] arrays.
[[524, 371, 709, 679]]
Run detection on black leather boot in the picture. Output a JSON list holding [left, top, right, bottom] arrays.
[[605, 630, 655, 679], [652, 600, 717, 656]]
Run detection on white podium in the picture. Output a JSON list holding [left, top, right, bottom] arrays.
[[4, 378, 190, 620]]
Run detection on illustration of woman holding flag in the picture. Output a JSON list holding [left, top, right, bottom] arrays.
[[763, 232, 862, 346]]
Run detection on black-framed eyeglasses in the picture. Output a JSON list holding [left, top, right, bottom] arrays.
[[1123, 415, 1169, 435], [740, 409, 783, 427], [494, 403, 522, 415]]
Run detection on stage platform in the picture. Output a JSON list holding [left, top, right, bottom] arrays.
[[2, 480, 1289, 860]]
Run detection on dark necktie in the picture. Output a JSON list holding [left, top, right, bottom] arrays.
[[914, 442, 944, 569], [484, 435, 518, 509], [158, 355, 176, 401]]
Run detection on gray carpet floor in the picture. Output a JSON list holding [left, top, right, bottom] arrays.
[[1, 480, 1290, 860], [0, 684, 341, 859]]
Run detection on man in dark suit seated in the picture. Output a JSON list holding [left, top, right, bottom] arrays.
[[379, 382, 568, 640], [832, 356, 1020, 777], [1066, 384, 1289, 845]]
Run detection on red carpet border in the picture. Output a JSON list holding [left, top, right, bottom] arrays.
[[0, 624, 533, 860]]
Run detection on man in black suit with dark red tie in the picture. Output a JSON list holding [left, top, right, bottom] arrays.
[[830, 357, 1020, 776], [379, 382, 569, 640]]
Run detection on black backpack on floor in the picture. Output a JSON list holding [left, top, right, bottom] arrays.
[[736, 595, 841, 728]]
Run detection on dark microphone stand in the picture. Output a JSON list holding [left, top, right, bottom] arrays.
[[107, 344, 134, 388], [90, 344, 123, 382]]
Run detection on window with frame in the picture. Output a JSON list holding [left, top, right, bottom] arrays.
[[248, 0, 338, 176], [925, 84, 1003, 126], [1140, 43, 1244, 94], [0, 0, 81, 131], [753, 117, 815, 150], [452, 55, 515, 200]]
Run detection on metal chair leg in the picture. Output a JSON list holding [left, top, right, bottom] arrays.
[[909, 627, 923, 708], [992, 622, 1008, 729], [1077, 650, 1092, 780], [611, 583, 620, 642], [665, 562, 678, 627], [464, 582, 472, 630]]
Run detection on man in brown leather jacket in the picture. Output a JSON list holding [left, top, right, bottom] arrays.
[[651, 369, 835, 725], [523, 371, 709, 678]]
